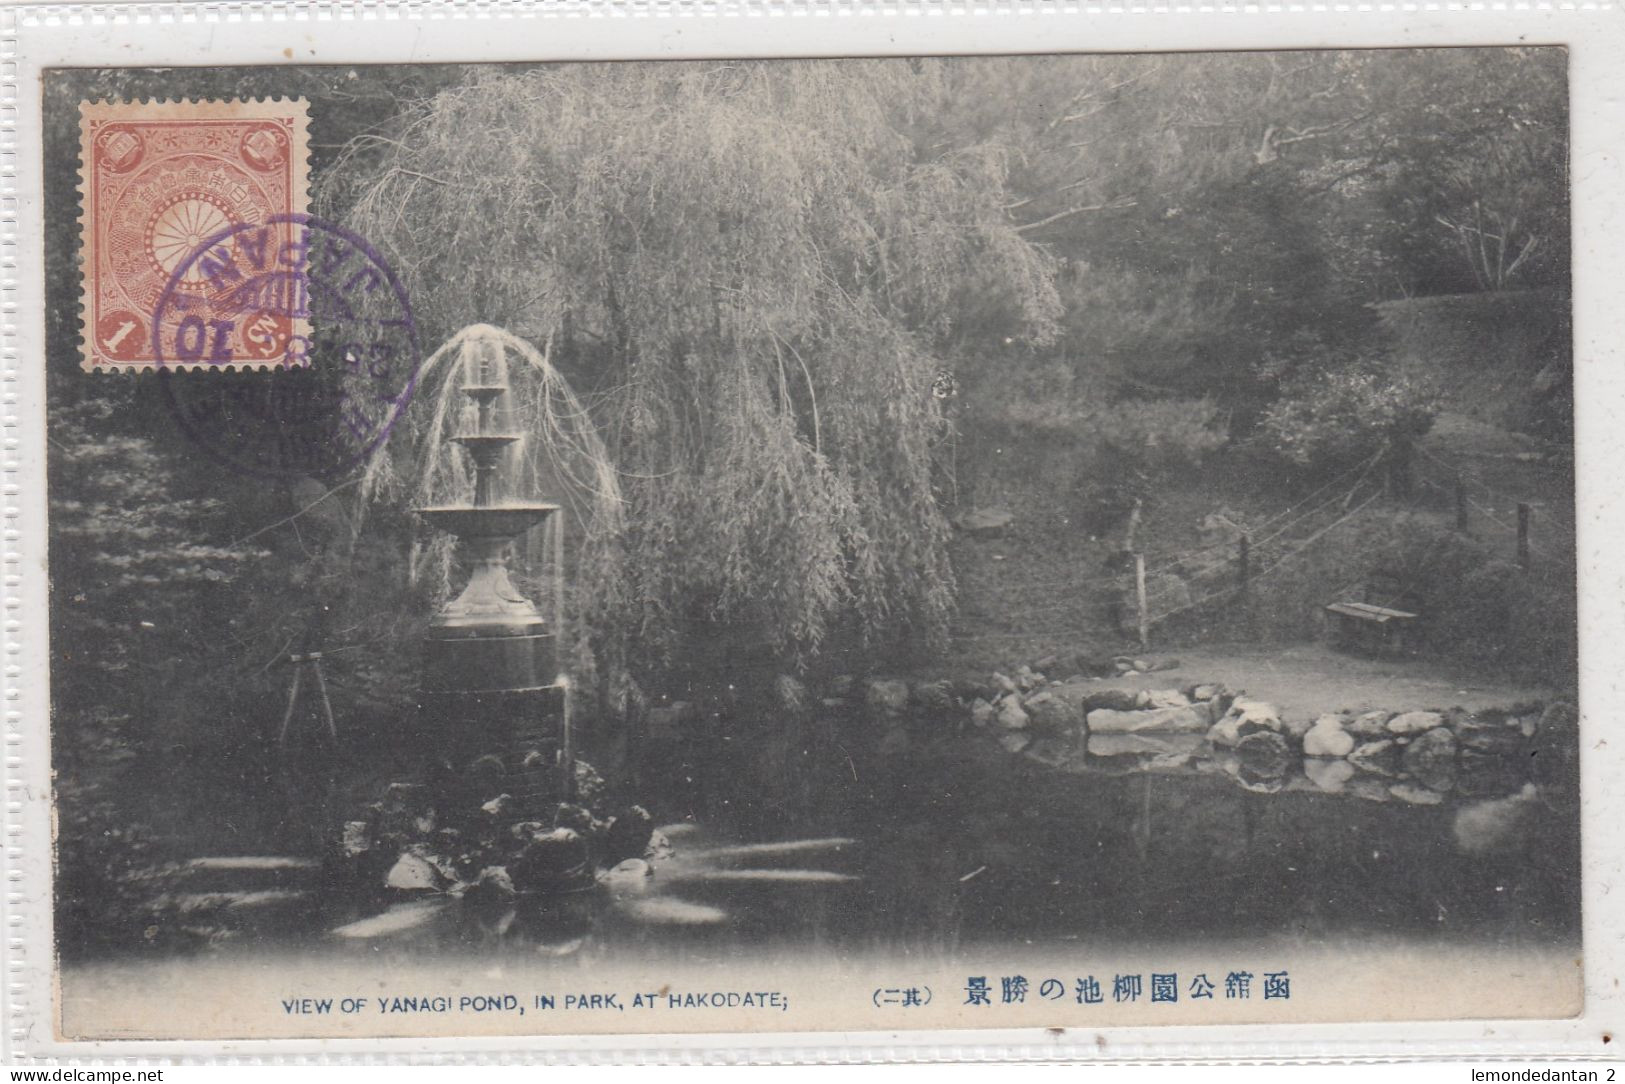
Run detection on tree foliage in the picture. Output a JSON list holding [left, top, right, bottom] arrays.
[[932, 49, 1568, 414], [40, 48, 1570, 725], [1258, 362, 1439, 474], [324, 62, 1063, 663], [47, 395, 279, 948]]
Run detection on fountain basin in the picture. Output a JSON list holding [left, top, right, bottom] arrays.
[[416, 503, 559, 540], [450, 432, 525, 450]]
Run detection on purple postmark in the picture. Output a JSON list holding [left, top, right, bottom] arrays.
[[149, 212, 421, 481]]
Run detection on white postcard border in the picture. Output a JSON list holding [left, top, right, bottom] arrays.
[[5, 0, 1622, 1062]]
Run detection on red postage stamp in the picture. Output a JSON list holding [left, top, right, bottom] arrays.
[[78, 99, 311, 372]]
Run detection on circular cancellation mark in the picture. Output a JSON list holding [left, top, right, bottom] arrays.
[[149, 212, 422, 481]]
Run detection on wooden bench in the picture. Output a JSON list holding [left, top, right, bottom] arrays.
[[1325, 574, 1423, 656]]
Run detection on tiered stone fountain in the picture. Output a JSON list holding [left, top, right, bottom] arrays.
[[414, 342, 570, 818]]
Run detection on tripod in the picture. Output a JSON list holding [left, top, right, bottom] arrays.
[[276, 650, 338, 747]]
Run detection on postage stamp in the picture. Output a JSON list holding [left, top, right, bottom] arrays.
[[9, 3, 1625, 1066], [78, 98, 311, 372]]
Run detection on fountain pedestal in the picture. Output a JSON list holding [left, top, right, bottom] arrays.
[[413, 417, 570, 818]]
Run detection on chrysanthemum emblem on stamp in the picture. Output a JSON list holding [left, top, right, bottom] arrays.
[[78, 99, 311, 371]]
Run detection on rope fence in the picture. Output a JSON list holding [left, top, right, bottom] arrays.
[[1415, 443, 1577, 550], [956, 452, 1393, 603], [954, 440, 1573, 651], [1136, 489, 1385, 631]]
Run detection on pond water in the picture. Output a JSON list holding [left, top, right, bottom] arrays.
[[55, 717, 1584, 1039], [100, 712, 1580, 966]]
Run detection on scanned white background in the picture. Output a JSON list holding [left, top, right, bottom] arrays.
[[5, 0, 1623, 1063]]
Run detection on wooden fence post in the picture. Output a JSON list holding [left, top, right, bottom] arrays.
[[1517, 503, 1532, 569], [1134, 552, 1150, 651]]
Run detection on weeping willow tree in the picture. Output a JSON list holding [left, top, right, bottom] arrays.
[[323, 60, 1059, 671]]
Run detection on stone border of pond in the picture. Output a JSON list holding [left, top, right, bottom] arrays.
[[846, 656, 1574, 807]]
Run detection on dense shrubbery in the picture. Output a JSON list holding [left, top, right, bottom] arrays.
[[1258, 364, 1440, 476], [1094, 398, 1231, 469], [1236, 510, 1574, 679], [48, 401, 263, 953], [968, 363, 1228, 531], [1077, 398, 1229, 528]]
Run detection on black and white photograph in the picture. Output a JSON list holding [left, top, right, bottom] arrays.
[[37, 43, 1587, 1040]]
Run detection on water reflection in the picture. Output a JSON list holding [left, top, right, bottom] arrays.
[[327, 830, 862, 959], [117, 706, 1580, 965]]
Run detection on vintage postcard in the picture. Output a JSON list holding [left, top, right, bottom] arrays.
[[8, 1, 1624, 1063]]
